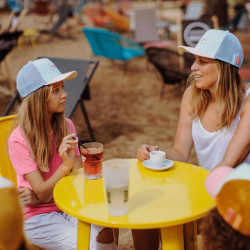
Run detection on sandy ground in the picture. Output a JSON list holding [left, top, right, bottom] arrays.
[[1, 8, 250, 249]]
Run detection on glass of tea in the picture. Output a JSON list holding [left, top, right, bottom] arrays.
[[80, 142, 103, 180]]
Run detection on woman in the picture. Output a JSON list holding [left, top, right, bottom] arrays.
[[137, 29, 250, 170], [8, 58, 118, 250]]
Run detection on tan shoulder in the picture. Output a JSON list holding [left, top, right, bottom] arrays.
[[241, 86, 250, 115], [182, 86, 192, 102]]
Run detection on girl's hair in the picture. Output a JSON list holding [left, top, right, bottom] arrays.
[[200, 208, 250, 250], [187, 60, 245, 129], [16, 85, 70, 172]]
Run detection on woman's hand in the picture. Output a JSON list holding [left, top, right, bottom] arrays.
[[59, 133, 78, 171], [137, 144, 160, 162], [18, 187, 40, 205]]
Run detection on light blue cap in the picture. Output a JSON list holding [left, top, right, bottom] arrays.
[[178, 29, 243, 68], [17, 58, 77, 97]]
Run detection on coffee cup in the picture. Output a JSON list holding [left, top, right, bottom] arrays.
[[150, 151, 166, 167]]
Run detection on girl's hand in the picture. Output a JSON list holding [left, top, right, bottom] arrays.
[[59, 133, 78, 171], [137, 144, 160, 162], [18, 187, 40, 205]]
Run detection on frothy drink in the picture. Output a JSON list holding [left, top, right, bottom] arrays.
[[106, 185, 129, 216], [103, 159, 130, 216]]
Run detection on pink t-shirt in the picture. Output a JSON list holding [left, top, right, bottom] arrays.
[[8, 118, 80, 220]]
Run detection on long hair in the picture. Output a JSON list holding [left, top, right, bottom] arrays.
[[187, 60, 245, 129], [200, 208, 250, 250], [15, 85, 70, 172]]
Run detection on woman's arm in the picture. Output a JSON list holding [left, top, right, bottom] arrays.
[[137, 87, 194, 162], [24, 134, 78, 202], [164, 87, 194, 162], [218, 94, 250, 167]]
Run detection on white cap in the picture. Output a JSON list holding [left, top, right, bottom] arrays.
[[178, 29, 243, 68]]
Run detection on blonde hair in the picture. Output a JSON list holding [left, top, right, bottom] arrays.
[[188, 60, 245, 129], [216, 180, 250, 236], [15, 85, 70, 172]]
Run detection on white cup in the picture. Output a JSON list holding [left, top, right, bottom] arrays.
[[150, 151, 166, 167], [103, 159, 130, 216]]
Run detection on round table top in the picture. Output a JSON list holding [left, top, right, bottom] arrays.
[[53, 159, 215, 229]]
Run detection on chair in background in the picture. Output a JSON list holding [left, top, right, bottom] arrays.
[[130, 7, 158, 43], [38, 2, 76, 40], [0, 31, 22, 94], [184, 1, 204, 20], [3, 57, 99, 142], [83, 27, 145, 69], [223, 3, 250, 31], [146, 47, 192, 96], [83, 4, 111, 27], [104, 7, 130, 32], [0, 115, 16, 184]]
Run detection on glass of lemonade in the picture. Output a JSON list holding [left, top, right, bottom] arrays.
[[80, 142, 103, 180], [103, 159, 130, 216]]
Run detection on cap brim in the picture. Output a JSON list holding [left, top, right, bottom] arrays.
[[45, 71, 77, 85], [178, 45, 215, 59], [205, 166, 234, 198]]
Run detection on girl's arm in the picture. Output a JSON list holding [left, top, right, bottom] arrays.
[[24, 134, 78, 202], [72, 156, 82, 171], [137, 87, 194, 162], [217, 94, 250, 168]]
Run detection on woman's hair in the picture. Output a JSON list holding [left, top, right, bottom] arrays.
[[187, 60, 245, 129], [200, 208, 250, 250], [15, 85, 70, 172]]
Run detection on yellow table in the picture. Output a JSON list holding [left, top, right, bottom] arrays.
[[53, 159, 215, 250]]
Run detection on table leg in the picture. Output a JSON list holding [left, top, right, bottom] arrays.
[[184, 221, 198, 250], [161, 225, 184, 250], [77, 220, 91, 250]]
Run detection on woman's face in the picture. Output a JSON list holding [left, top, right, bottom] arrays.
[[47, 81, 67, 115], [191, 56, 220, 92]]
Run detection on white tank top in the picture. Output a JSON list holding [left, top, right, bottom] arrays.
[[192, 88, 250, 171]]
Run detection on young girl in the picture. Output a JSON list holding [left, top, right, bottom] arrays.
[[201, 163, 250, 250], [8, 58, 118, 250], [137, 29, 250, 170]]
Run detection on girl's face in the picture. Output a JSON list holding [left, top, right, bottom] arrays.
[[191, 56, 220, 92], [47, 81, 67, 115]]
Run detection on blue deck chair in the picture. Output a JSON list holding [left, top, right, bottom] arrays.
[[74, 0, 87, 14], [6, 0, 23, 12], [82, 27, 145, 68]]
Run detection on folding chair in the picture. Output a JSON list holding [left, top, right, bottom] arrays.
[[2, 57, 99, 142], [0, 31, 22, 93]]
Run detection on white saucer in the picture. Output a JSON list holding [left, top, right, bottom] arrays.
[[142, 159, 174, 171]]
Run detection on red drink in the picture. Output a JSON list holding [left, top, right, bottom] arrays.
[[80, 143, 103, 180]]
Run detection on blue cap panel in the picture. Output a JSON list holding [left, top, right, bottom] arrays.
[[17, 62, 45, 97]]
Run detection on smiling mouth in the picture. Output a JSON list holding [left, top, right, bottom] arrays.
[[195, 75, 202, 79]]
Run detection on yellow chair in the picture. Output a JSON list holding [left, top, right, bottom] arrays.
[[0, 115, 17, 184], [18, 28, 39, 48]]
